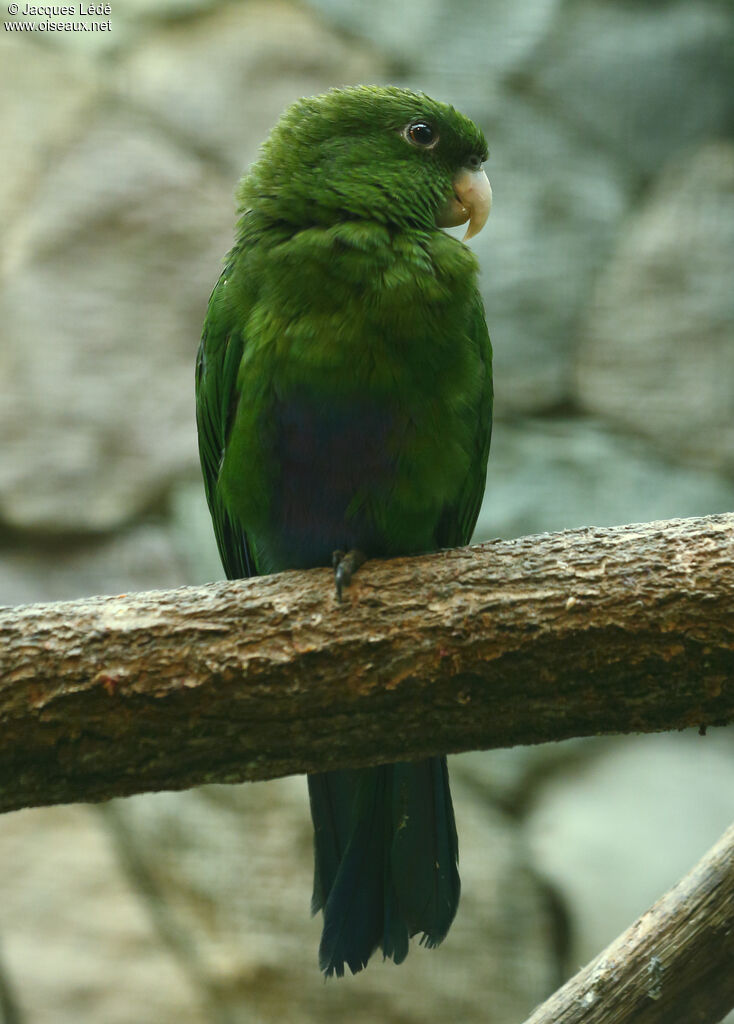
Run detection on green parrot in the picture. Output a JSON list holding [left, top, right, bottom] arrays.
[[196, 85, 493, 976]]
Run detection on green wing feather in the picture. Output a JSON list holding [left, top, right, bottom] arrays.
[[195, 265, 254, 580], [437, 293, 493, 549]]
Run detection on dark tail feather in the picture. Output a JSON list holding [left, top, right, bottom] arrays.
[[390, 757, 460, 947], [308, 771, 359, 915], [314, 768, 388, 977], [307, 758, 460, 976]]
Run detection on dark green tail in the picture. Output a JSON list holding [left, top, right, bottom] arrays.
[[308, 757, 460, 977]]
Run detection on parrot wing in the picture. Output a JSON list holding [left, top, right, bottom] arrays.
[[195, 264, 256, 581], [436, 295, 493, 549]]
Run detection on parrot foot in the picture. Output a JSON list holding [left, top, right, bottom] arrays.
[[332, 549, 366, 602]]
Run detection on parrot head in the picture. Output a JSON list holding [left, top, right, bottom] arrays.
[[238, 85, 491, 242]]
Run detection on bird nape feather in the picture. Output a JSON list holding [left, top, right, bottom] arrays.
[[195, 84, 493, 975]]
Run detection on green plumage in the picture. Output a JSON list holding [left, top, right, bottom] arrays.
[[196, 85, 493, 976]]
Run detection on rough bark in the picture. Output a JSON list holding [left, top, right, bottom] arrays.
[[0, 513, 732, 814], [521, 823, 734, 1024]]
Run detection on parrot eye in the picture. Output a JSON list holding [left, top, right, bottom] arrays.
[[404, 121, 438, 149], [466, 153, 483, 171]]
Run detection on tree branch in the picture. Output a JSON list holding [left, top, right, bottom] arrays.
[[521, 822, 734, 1024], [0, 513, 732, 814]]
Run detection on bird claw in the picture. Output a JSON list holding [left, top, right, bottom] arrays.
[[332, 549, 366, 602]]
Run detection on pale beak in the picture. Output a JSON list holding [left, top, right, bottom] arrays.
[[436, 166, 492, 241]]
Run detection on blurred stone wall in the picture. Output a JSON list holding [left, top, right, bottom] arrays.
[[1, 0, 733, 1020]]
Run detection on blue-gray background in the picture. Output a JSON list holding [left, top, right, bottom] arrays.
[[1, 1, 733, 1020]]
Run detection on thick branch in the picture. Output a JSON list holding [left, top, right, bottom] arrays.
[[0, 513, 732, 813], [521, 823, 734, 1024]]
